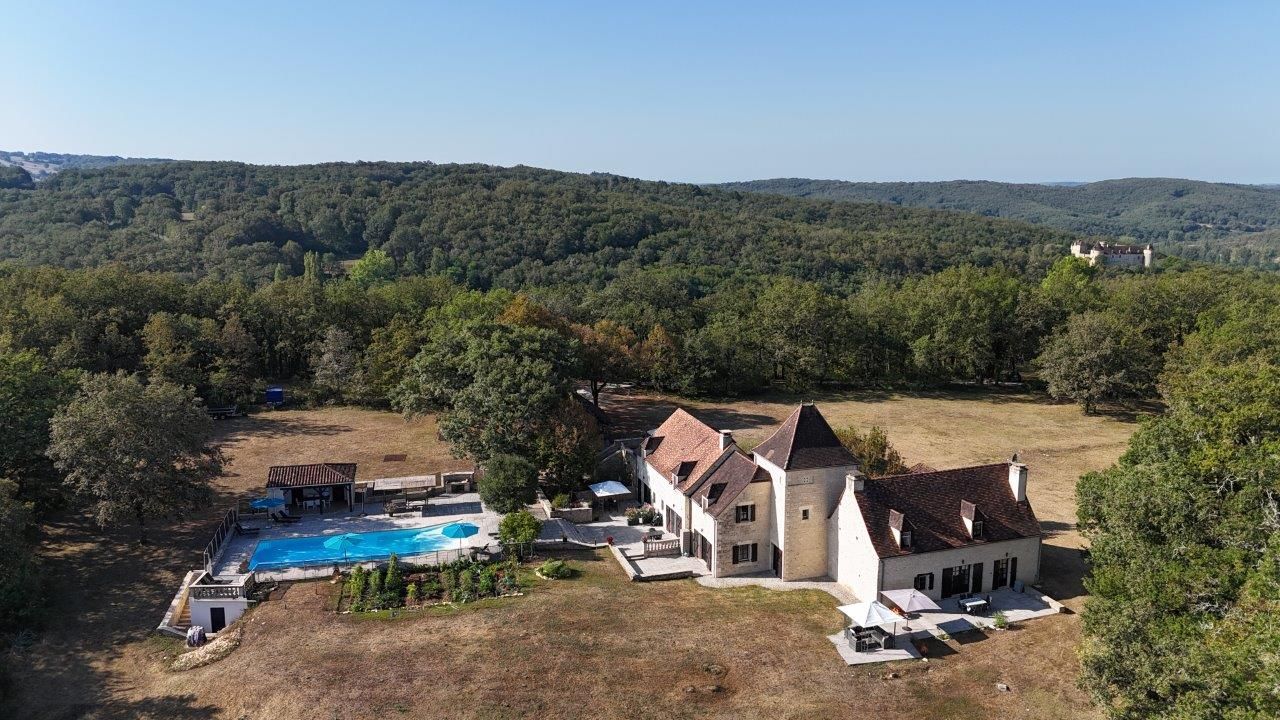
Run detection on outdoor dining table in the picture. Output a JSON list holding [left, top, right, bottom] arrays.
[[959, 597, 989, 615]]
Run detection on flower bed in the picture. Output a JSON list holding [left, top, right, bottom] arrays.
[[340, 553, 523, 612], [625, 505, 661, 527]]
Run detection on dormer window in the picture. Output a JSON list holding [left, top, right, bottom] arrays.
[[961, 499, 984, 540], [889, 509, 913, 551]]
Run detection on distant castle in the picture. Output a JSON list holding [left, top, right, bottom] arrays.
[[1070, 240, 1153, 268]]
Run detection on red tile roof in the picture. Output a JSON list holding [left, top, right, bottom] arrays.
[[854, 463, 1041, 558], [689, 450, 771, 516], [753, 404, 858, 471], [266, 463, 358, 488], [644, 409, 726, 493]]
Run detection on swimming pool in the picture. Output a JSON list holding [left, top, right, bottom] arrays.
[[248, 523, 456, 570]]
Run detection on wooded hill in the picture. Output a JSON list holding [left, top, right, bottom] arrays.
[[717, 177, 1280, 268], [0, 150, 173, 181], [0, 161, 1076, 287]]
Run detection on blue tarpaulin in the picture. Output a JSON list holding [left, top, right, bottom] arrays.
[[588, 480, 631, 499]]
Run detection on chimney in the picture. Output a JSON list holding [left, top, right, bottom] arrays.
[[1008, 458, 1028, 503], [719, 430, 733, 451], [846, 472, 865, 493]]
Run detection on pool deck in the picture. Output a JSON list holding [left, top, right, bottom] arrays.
[[215, 492, 500, 576]]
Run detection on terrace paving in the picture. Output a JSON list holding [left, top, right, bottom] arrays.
[[696, 572, 858, 604], [904, 587, 1063, 636], [826, 586, 1064, 666]]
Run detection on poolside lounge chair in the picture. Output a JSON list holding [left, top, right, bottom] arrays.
[[235, 522, 260, 536], [269, 509, 302, 523]]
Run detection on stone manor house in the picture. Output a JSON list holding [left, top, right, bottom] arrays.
[[627, 404, 1043, 602]]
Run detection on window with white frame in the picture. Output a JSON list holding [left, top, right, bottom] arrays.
[[914, 572, 934, 591], [732, 543, 758, 564], [735, 504, 755, 523]]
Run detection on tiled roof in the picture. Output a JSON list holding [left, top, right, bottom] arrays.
[[752, 404, 858, 471], [689, 450, 771, 516], [266, 463, 358, 488], [854, 463, 1040, 558], [644, 409, 726, 493]]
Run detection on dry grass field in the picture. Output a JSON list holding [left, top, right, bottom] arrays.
[[8, 391, 1138, 719], [211, 407, 472, 498], [103, 549, 1096, 720]]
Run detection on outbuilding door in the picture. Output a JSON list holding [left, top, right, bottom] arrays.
[[209, 607, 226, 633], [771, 544, 783, 577]]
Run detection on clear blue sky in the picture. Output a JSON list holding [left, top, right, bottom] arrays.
[[2, 1, 1278, 183]]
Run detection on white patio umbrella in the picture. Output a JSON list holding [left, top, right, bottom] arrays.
[[836, 601, 900, 629], [880, 588, 941, 613], [880, 588, 941, 630]]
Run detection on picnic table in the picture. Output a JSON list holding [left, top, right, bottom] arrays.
[[960, 597, 990, 615]]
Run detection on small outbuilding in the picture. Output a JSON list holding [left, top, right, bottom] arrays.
[[266, 463, 357, 513], [588, 479, 633, 516]]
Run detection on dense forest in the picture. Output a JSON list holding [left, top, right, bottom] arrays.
[[0, 161, 1077, 286], [719, 177, 1280, 268], [1, 160, 1279, 717]]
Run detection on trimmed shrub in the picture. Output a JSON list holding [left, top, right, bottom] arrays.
[[367, 567, 384, 609], [478, 565, 498, 596], [457, 568, 476, 603], [384, 554, 404, 598], [347, 566, 368, 612], [538, 559, 572, 579], [499, 509, 542, 546]]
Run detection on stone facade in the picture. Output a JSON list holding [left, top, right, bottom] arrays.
[[630, 404, 1044, 602], [1070, 240, 1154, 268], [711, 482, 772, 576], [755, 456, 859, 581]]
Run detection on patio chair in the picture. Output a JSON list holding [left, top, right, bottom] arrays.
[[235, 522, 260, 536], [270, 509, 302, 523]]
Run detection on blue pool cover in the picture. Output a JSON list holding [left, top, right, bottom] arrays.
[[249, 523, 454, 570]]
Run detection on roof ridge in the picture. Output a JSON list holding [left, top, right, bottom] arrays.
[[684, 446, 743, 496], [873, 461, 1010, 482], [779, 406, 802, 470]]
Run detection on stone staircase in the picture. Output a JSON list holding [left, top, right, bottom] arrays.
[[156, 569, 200, 638]]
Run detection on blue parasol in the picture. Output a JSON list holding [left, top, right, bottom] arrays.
[[440, 521, 479, 551], [250, 496, 285, 510], [323, 533, 363, 561]]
